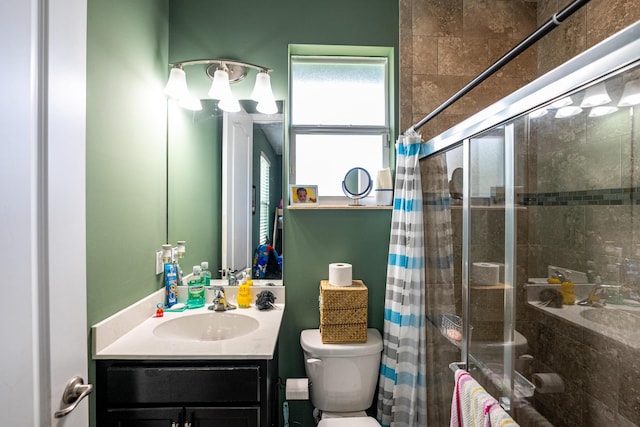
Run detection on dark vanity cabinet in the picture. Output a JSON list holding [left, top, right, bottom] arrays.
[[96, 358, 278, 427]]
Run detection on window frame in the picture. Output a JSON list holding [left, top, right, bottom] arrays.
[[258, 152, 271, 245], [289, 52, 393, 205]]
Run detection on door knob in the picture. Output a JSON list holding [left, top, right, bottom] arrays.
[[54, 376, 93, 418]]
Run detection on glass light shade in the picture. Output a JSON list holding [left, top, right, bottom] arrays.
[[550, 96, 573, 109], [529, 107, 548, 119], [178, 94, 202, 111], [164, 67, 189, 99], [618, 80, 640, 106], [208, 69, 234, 100], [251, 72, 275, 103], [257, 99, 278, 115], [555, 106, 583, 118], [588, 106, 618, 117], [580, 82, 611, 107], [218, 96, 241, 112]]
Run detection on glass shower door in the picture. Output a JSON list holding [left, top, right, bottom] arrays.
[[463, 121, 534, 412]]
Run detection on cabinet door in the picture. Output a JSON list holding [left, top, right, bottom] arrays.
[[104, 407, 183, 427], [105, 364, 260, 404], [187, 407, 259, 427]]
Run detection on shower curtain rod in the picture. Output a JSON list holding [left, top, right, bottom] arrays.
[[407, 0, 592, 134]]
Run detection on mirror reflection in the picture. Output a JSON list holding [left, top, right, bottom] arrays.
[[342, 167, 373, 205], [168, 100, 283, 279]]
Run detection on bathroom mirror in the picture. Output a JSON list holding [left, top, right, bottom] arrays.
[[342, 167, 373, 205], [168, 100, 284, 277]]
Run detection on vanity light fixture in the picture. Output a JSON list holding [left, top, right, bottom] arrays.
[[580, 82, 611, 108], [164, 59, 276, 114], [529, 107, 549, 119], [164, 66, 189, 99], [550, 96, 573, 109], [588, 106, 618, 117], [555, 106, 583, 118], [178, 93, 203, 111], [618, 79, 640, 107]]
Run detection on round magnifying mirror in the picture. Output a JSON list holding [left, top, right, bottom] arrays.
[[342, 167, 373, 205]]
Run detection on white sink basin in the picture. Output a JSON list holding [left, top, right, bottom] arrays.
[[153, 312, 259, 341], [579, 308, 640, 331]]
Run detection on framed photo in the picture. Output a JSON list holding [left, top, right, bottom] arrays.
[[290, 185, 318, 205]]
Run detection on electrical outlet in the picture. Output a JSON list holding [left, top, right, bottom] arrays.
[[155, 251, 164, 275]]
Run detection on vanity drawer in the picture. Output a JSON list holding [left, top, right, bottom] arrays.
[[105, 363, 261, 404]]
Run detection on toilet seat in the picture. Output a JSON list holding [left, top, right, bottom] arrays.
[[318, 416, 381, 426]]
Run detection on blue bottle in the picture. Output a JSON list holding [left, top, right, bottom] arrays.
[[162, 244, 178, 307]]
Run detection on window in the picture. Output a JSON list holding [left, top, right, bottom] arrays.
[[290, 54, 391, 202], [259, 153, 271, 245]]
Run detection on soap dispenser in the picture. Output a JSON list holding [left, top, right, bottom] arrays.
[[237, 284, 252, 308], [187, 265, 205, 309]]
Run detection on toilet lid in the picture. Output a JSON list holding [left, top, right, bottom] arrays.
[[300, 329, 383, 357], [318, 417, 381, 427]]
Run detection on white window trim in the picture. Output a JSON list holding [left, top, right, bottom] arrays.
[[289, 54, 392, 206], [259, 153, 271, 244]]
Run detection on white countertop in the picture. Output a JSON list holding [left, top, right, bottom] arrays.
[[528, 300, 640, 350], [92, 283, 284, 360]]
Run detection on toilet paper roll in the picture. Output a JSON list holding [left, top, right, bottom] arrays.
[[471, 262, 500, 286], [285, 378, 309, 400], [532, 373, 565, 394], [329, 263, 352, 287], [489, 262, 505, 283]]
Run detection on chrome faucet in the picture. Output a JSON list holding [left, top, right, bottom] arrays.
[[210, 286, 227, 311], [227, 270, 238, 286], [579, 283, 622, 307]]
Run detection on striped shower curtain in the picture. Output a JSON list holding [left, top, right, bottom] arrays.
[[377, 132, 426, 427]]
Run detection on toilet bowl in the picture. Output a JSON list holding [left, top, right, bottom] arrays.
[[301, 329, 383, 426], [318, 417, 381, 426]]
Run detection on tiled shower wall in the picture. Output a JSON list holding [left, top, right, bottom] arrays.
[[402, 0, 640, 140], [407, 1, 640, 426], [401, 0, 537, 140], [520, 65, 640, 425]]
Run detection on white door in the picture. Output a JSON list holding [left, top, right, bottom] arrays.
[[0, 0, 89, 425], [221, 109, 254, 275]]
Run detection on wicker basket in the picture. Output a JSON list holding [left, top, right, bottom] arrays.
[[319, 280, 368, 343], [320, 323, 368, 344]]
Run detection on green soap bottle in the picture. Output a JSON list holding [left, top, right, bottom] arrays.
[[201, 261, 211, 287], [187, 265, 205, 309]]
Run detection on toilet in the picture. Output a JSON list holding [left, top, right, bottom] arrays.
[[300, 328, 383, 426]]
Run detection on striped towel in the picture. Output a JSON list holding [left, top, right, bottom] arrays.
[[450, 369, 519, 427]]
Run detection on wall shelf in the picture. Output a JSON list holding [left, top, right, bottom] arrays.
[[288, 205, 393, 211]]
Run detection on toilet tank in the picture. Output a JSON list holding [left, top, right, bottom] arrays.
[[300, 329, 383, 412]]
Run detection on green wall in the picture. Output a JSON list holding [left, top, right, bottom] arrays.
[[168, 0, 399, 101], [168, 1, 398, 425], [86, 0, 168, 425], [86, 0, 168, 325], [85, 0, 397, 425], [168, 101, 222, 274]]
